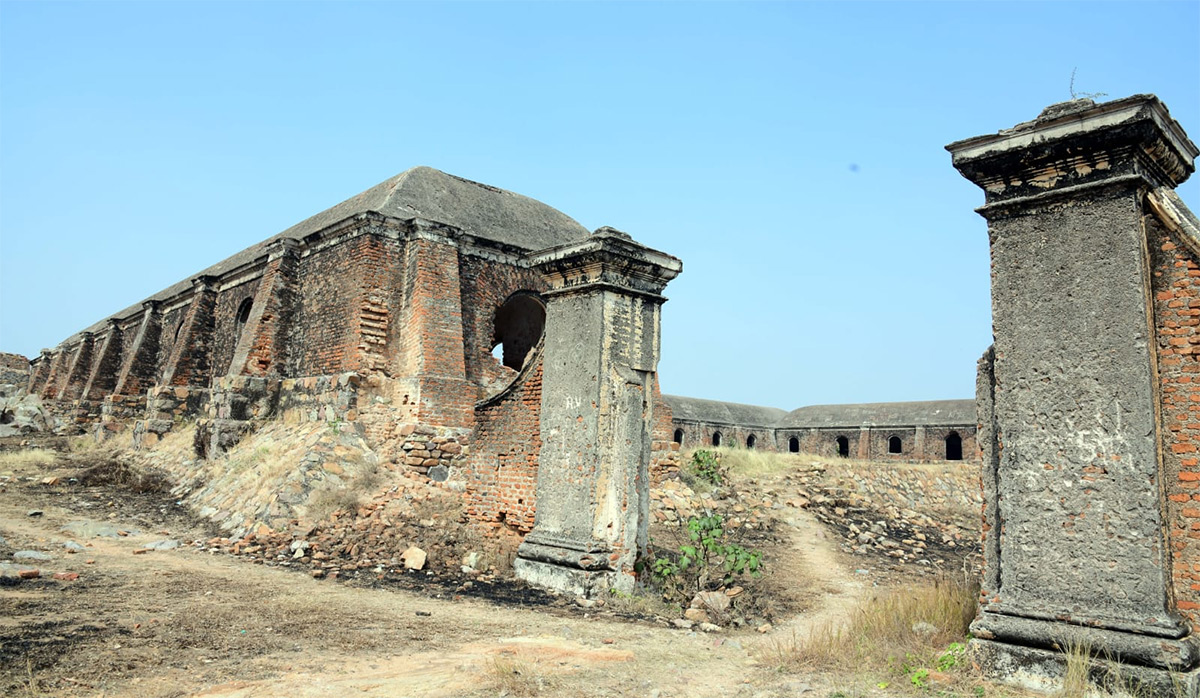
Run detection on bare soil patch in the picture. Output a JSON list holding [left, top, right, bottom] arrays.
[[0, 444, 978, 697]]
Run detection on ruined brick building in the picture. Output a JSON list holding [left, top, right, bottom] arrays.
[[663, 394, 977, 462], [24, 166, 687, 592], [23, 166, 685, 520]]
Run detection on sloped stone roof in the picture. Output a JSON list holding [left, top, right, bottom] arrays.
[[663, 394, 787, 428], [278, 166, 590, 251], [777, 399, 975, 429], [68, 167, 590, 340]]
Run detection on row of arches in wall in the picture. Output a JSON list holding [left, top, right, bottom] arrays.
[[832, 432, 963, 460], [671, 429, 964, 461]]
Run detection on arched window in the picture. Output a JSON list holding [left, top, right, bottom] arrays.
[[789, 436, 799, 453], [236, 298, 253, 328], [746, 434, 756, 449], [836, 436, 849, 458], [673, 428, 684, 445], [946, 431, 963, 461], [712, 431, 722, 447], [492, 292, 546, 371], [888, 436, 902, 454]]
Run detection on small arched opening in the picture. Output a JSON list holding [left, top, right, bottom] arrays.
[[789, 436, 799, 453], [236, 297, 254, 329], [746, 434, 757, 449], [946, 431, 963, 461], [836, 436, 849, 458], [712, 431, 722, 447], [492, 292, 546, 371], [888, 436, 902, 454], [673, 428, 684, 445]]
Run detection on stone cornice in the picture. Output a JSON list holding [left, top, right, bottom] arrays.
[[528, 227, 682, 300], [948, 95, 1198, 206]]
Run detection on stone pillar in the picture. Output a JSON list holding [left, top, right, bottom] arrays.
[[28, 350, 53, 394], [162, 276, 219, 386], [857, 426, 870, 460], [83, 320, 124, 401], [949, 95, 1200, 693], [56, 332, 95, 401], [515, 227, 681, 596], [113, 300, 163, 397], [227, 239, 299, 377], [914, 425, 927, 461]]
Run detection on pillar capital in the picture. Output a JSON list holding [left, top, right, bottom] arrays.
[[529, 227, 682, 301], [948, 94, 1198, 211], [264, 237, 301, 260]]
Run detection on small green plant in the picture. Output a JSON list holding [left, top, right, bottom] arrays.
[[689, 449, 725, 486], [649, 512, 762, 601], [936, 642, 966, 671], [908, 666, 929, 689]]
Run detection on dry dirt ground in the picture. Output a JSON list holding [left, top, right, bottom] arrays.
[[0, 443, 970, 698]]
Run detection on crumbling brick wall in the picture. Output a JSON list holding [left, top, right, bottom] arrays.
[[0, 352, 29, 387], [1148, 197, 1200, 630], [463, 355, 543, 533]]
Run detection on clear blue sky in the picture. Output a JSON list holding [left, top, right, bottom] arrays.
[[2, 1, 1197, 410]]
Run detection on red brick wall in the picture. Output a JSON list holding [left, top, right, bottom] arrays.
[[458, 255, 547, 397], [1148, 209, 1200, 630], [649, 378, 681, 481], [290, 232, 402, 376], [213, 278, 263, 376], [463, 356, 543, 533]]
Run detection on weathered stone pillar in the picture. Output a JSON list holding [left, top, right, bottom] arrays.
[[949, 95, 1200, 693], [56, 332, 94, 401], [227, 239, 299, 377], [162, 275, 219, 386], [515, 227, 681, 596], [28, 350, 53, 394], [113, 300, 163, 397], [82, 320, 124, 401]]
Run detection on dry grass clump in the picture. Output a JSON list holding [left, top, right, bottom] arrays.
[[484, 656, 550, 697], [761, 575, 978, 679], [71, 454, 172, 494], [709, 446, 800, 479], [0, 449, 58, 469]]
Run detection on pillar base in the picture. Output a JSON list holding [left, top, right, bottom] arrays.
[[514, 531, 633, 597], [971, 638, 1200, 697], [513, 557, 622, 598]]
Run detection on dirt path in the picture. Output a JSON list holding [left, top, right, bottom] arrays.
[[1, 455, 871, 698]]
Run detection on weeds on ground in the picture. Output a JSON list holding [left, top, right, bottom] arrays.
[[760, 575, 978, 690], [1050, 639, 1193, 698], [485, 656, 548, 697], [307, 465, 381, 521], [645, 450, 766, 606], [0, 449, 57, 469], [71, 453, 172, 494]]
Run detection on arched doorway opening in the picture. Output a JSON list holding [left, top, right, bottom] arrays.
[[946, 431, 963, 461], [746, 434, 756, 449], [836, 436, 849, 458], [789, 436, 799, 453], [712, 432, 722, 447], [673, 428, 684, 445], [888, 436, 902, 454]]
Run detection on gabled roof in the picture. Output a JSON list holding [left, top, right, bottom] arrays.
[[663, 394, 787, 429], [778, 399, 975, 429]]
